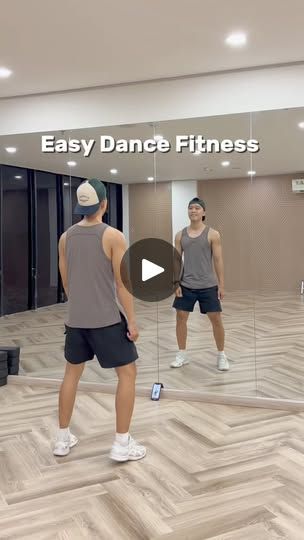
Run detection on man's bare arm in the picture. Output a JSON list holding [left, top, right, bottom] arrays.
[[110, 230, 136, 323], [58, 232, 68, 297], [211, 230, 224, 289], [174, 230, 183, 296], [175, 230, 183, 256]]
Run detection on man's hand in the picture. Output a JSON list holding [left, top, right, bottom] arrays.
[[127, 320, 139, 342], [175, 286, 183, 298], [218, 286, 225, 300]]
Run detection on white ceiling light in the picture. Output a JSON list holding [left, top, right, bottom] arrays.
[[247, 170, 256, 176], [5, 147, 17, 153], [154, 135, 163, 142], [63, 182, 69, 186], [67, 161, 77, 167], [221, 161, 230, 167], [298, 121, 304, 129], [110, 168, 118, 174], [0, 66, 12, 78], [14, 175, 22, 179], [225, 32, 247, 47], [147, 176, 154, 182]]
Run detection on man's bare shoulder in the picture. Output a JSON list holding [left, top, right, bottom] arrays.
[[58, 231, 67, 249], [104, 226, 126, 245], [208, 227, 220, 240]]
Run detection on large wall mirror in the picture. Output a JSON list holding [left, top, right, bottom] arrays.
[[1, 108, 304, 405], [0, 124, 159, 387], [151, 113, 257, 396], [251, 108, 304, 400]]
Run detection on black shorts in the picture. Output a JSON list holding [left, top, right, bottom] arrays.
[[64, 313, 138, 368], [173, 285, 222, 314]]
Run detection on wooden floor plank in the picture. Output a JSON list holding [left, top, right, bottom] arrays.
[[1, 291, 304, 399], [0, 383, 304, 538]]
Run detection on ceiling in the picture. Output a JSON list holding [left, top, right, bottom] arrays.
[[1, 108, 303, 183], [1, 0, 304, 98]]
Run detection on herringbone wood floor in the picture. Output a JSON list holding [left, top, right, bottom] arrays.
[[0, 382, 304, 539], [1, 291, 304, 399]]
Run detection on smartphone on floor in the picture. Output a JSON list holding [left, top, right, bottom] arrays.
[[151, 383, 163, 401]]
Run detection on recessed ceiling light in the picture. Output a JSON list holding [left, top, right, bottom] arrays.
[[5, 147, 17, 153], [110, 168, 118, 174], [63, 182, 69, 186], [0, 67, 12, 78], [67, 161, 77, 167], [225, 32, 247, 47], [147, 176, 154, 182], [298, 121, 304, 129], [154, 135, 163, 142], [247, 170, 256, 176], [221, 161, 230, 167], [14, 175, 22, 179]]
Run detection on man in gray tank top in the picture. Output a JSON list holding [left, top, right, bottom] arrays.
[[53, 179, 146, 462], [172, 197, 229, 371]]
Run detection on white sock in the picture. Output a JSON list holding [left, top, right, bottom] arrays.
[[178, 350, 186, 357], [58, 427, 70, 441], [218, 351, 225, 356], [115, 432, 129, 446]]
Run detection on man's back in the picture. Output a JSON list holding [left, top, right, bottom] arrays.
[[65, 222, 120, 328]]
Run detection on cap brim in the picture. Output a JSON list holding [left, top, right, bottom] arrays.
[[73, 202, 101, 215]]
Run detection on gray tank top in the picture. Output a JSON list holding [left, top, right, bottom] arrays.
[[180, 226, 218, 289], [65, 223, 121, 328]]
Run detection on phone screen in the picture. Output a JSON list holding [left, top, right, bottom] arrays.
[[151, 383, 162, 400]]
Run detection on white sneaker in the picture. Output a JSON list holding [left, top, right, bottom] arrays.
[[217, 353, 229, 371], [110, 436, 146, 462], [53, 433, 78, 456], [170, 353, 189, 368]]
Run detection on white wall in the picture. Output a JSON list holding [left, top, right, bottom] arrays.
[[171, 181, 197, 242], [122, 184, 129, 246], [1, 65, 304, 135]]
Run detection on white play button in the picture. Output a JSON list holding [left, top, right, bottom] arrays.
[[142, 258, 165, 282], [121, 238, 183, 302]]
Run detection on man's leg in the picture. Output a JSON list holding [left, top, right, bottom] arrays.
[[110, 361, 146, 461], [115, 362, 137, 434], [59, 361, 85, 427], [176, 310, 190, 350], [207, 312, 225, 351], [53, 361, 85, 456], [171, 310, 190, 368], [207, 312, 229, 371]]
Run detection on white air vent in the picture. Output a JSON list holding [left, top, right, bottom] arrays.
[[292, 179, 304, 193]]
